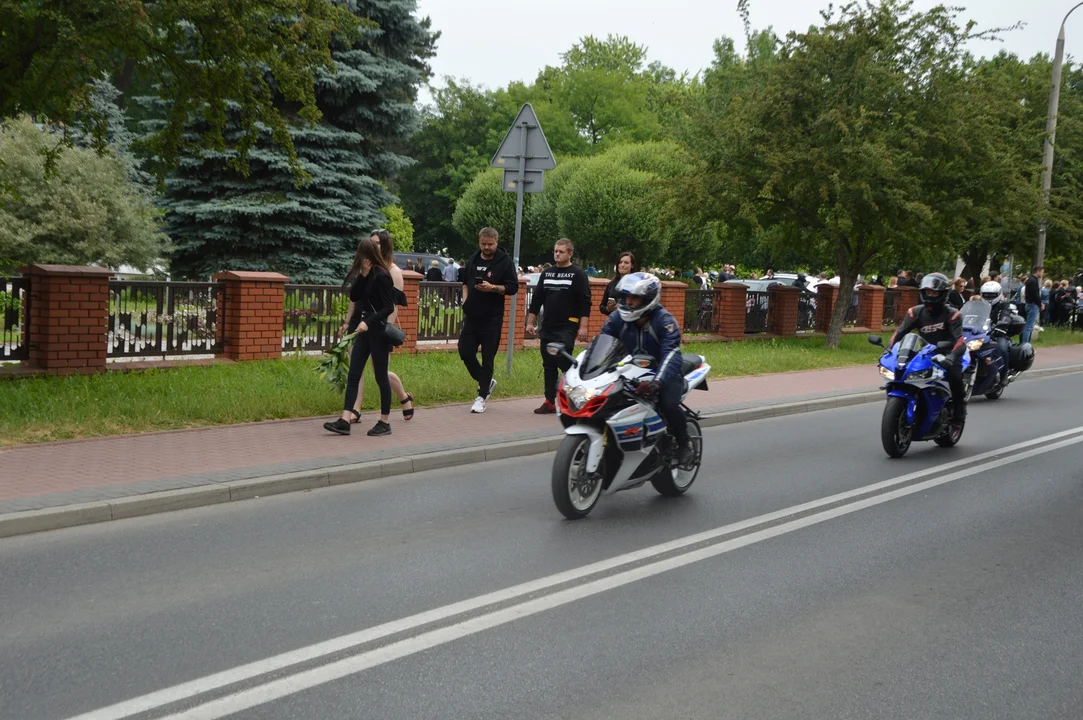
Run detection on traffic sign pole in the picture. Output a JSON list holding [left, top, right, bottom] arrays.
[[507, 120, 528, 375]]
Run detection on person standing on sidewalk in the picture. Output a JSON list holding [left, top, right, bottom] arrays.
[[526, 238, 592, 414], [459, 227, 519, 414], [1022, 265, 1044, 344], [325, 238, 396, 436]]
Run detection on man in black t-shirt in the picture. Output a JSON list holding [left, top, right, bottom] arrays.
[[526, 238, 592, 414]]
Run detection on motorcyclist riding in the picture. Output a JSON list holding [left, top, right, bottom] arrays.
[[600, 272, 694, 466], [889, 272, 967, 420], [979, 280, 1012, 384]]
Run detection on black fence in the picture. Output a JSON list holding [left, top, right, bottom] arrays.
[[1, 277, 28, 361], [797, 292, 817, 332], [882, 289, 900, 327], [684, 290, 716, 334], [108, 281, 222, 358], [283, 284, 350, 353], [746, 291, 770, 334], [418, 282, 464, 343]]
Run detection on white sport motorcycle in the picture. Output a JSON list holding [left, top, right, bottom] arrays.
[[547, 335, 711, 519]]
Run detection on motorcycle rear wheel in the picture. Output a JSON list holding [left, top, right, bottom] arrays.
[[651, 418, 702, 497], [984, 382, 1005, 401], [552, 435, 604, 519], [881, 397, 913, 458]]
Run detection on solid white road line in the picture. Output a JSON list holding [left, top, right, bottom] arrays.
[[67, 425, 1083, 720]]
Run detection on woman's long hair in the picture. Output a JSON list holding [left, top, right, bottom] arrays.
[[372, 229, 394, 266], [616, 252, 636, 277], [345, 237, 390, 286]]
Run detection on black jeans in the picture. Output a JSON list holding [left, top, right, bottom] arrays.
[[657, 374, 689, 445], [946, 362, 965, 415], [995, 336, 1011, 380], [540, 326, 577, 403], [344, 331, 391, 416], [458, 314, 502, 398]]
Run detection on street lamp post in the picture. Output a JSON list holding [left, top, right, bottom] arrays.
[[1037, 1, 1083, 268]]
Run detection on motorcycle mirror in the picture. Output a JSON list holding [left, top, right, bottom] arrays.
[[545, 343, 563, 356], [868, 335, 883, 347]]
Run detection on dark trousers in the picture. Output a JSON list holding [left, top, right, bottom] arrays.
[[344, 331, 391, 416], [541, 326, 577, 403], [657, 374, 689, 445], [458, 315, 502, 398], [994, 336, 1011, 380], [946, 362, 965, 415]]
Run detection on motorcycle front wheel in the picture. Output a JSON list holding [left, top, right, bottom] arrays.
[[984, 382, 1005, 401], [552, 434, 604, 519], [881, 396, 913, 458], [651, 417, 702, 497]]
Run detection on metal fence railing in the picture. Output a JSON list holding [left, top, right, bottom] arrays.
[[843, 293, 859, 327], [882, 289, 900, 327], [684, 290, 715, 334], [1, 276, 29, 361], [283, 284, 351, 353], [108, 281, 222, 358], [745, 291, 770, 334], [418, 282, 464, 344]]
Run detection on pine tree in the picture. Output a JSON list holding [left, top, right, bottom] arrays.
[[152, 1, 435, 283]]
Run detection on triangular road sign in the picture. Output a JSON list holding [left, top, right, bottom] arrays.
[[490, 103, 557, 171]]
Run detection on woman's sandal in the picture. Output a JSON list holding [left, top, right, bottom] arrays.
[[347, 408, 361, 424], [400, 393, 415, 421]]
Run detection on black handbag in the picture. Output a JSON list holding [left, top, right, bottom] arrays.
[[367, 299, 406, 346]]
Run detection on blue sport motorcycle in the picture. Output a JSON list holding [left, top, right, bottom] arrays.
[[958, 299, 1008, 401], [868, 333, 971, 458]]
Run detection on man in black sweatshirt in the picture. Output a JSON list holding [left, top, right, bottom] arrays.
[[459, 227, 520, 413], [526, 238, 592, 414]]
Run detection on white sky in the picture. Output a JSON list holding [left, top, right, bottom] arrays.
[[416, 0, 1081, 103]]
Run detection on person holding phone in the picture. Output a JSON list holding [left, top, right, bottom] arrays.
[[600, 252, 636, 316], [458, 227, 519, 413]]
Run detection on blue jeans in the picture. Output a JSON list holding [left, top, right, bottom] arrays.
[[1022, 303, 1040, 344]]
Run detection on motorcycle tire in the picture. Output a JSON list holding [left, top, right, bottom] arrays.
[[984, 383, 1005, 401], [881, 396, 913, 459], [651, 417, 702, 497], [552, 434, 604, 520], [934, 416, 965, 448]]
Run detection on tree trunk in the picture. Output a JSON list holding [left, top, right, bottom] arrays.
[[824, 266, 855, 348]]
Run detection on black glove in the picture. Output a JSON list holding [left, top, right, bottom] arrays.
[[634, 378, 661, 401], [937, 355, 955, 370]]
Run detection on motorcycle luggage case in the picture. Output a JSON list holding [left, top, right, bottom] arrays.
[[1006, 314, 1026, 338], [1009, 342, 1035, 372]]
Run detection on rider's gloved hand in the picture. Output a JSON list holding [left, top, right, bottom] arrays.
[[937, 355, 955, 370], [634, 378, 661, 401]]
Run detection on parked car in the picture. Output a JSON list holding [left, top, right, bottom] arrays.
[[395, 252, 454, 275]]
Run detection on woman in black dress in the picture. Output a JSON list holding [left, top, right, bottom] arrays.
[[324, 237, 396, 436], [599, 252, 636, 316]]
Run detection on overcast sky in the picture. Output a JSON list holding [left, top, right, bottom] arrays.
[[415, 0, 1079, 103]]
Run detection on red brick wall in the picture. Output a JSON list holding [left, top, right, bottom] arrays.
[[895, 286, 920, 326], [212, 271, 288, 361], [714, 283, 748, 339], [19, 264, 112, 375], [587, 277, 612, 339], [857, 284, 885, 332], [768, 285, 801, 337], [400, 270, 422, 352], [661, 281, 687, 333], [816, 284, 840, 332], [498, 278, 529, 351]]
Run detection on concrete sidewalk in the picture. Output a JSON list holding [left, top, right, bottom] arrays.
[[3, 344, 1083, 537]]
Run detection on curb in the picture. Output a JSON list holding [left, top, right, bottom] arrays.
[[3, 363, 1082, 540]]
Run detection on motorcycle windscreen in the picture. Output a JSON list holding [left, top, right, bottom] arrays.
[[579, 334, 629, 380], [959, 299, 992, 333], [896, 333, 928, 365]]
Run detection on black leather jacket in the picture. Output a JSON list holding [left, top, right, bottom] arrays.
[[890, 303, 965, 360]]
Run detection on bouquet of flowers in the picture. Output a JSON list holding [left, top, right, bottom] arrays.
[[315, 332, 356, 393]]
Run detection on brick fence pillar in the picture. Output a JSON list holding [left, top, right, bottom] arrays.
[[498, 278, 529, 352], [212, 271, 288, 361], [816, 284, 839, 332], [713, 282, 748, 339], [587, 277, 612, 339], [895, 286, 920, 326], [857, 284, 885, 332], [19, 264, 112, 375], [661, 281, 688, 333], [768, 285, 801, 337], [400, 270, 422, 353]]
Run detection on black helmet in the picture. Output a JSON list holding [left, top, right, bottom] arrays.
[[919, 272, 950, 308]]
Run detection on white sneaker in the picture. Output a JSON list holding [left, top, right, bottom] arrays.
[[471, 396, 487, 413]]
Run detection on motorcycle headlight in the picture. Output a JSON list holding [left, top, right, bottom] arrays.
[[966, 339, 983, 351], [879, 366, 894, 380], [565, 385, 600, 411], [906, 368, 933, 380]]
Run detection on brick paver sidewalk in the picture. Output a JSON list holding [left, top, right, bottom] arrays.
[[3, 344, 1083, 514]]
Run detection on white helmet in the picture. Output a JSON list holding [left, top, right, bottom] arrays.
[[616, 272, 662, 322], [980, 281, 1003, 303]]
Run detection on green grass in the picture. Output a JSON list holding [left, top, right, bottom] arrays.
[[1, 331, 1080, 446]]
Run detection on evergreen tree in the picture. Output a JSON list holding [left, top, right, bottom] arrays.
[[153, 1, 436, 283]]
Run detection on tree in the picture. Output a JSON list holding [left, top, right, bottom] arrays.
[[452, 169, 535, 255], [0, 0, 364, 179], [153, 0, 435, 283], [380, 204, 415, 251], [0, 116, 167, 271], [678, 1, 1000, 347]]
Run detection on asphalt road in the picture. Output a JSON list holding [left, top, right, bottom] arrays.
[[2, 371, 1082, 720]]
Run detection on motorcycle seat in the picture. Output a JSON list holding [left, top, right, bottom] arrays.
[[680, 354, 704, 375]]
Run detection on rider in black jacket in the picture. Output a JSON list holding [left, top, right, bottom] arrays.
[[889, 273, 967, 420], [979, 280, 1012, 383]]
